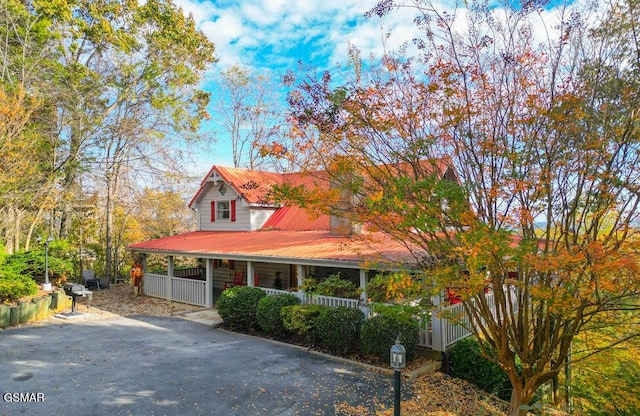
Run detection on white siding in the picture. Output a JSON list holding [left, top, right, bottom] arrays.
[[195, 182, 277, 232], [196, 183, 252, 231], [250, 207, 277, 231]]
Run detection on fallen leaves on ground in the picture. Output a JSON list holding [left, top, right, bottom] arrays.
[[335, 371, 510, 416], [88, 283, 203, 317]]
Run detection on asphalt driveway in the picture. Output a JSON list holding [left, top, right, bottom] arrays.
[[0, 315, 397, 415]]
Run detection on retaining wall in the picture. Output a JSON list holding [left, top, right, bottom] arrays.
[[0, 290, 72, 329]]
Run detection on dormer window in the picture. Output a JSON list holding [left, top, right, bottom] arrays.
[[210, 200, 236, 222], [217, 201, 230, 219]]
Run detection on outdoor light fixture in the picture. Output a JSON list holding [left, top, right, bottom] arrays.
[[37, 236, 54, 291], [390, 335, 406, 416]]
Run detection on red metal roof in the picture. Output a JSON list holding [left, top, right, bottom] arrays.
[[188, 166, 328, 207], [262, 206, 330, 231], [149, 161, 455, 266], [128, 230, 417, 266]]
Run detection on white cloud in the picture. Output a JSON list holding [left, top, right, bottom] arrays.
[[179, 0, 600, 169]]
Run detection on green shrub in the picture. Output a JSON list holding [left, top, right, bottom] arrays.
[[366, 272, 425, 303], [256, 293, 301, 334], [0, 269, 39, 303], [217, 286, 266, 330], [360, 311, 419, 364], [280, 303, 329, 345], [303, 274, 361, 299], [315, 306, 365, 354], [449, 337, 515, 401], [2, 246, 73, 285]]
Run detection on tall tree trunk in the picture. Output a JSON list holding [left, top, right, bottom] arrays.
[[59, 129, 84, 239], [508, 381, 537, 416], [105, 176, 114, 282], [12, 204, 20, 253], [104, 159, 122, 283], [5, 203, 16, 254]]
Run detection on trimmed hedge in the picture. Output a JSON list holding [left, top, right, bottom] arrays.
[[0, 269, 39, 303], [315, 306, 365, 354], [360, 313, 419, 364], [449, 337, 516, 401], [256, 293, 301, 334], [280, 303, 329, 345], [217, 286, 266, 330]]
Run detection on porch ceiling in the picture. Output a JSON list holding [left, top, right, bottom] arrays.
[[128, 230, 418, 267]]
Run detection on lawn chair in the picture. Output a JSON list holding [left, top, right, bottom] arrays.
[[224, 271, 244, 289], [97, 275, 111, 290], [82, 270, 100, 290]]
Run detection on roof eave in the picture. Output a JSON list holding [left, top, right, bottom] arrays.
[[128, 247, 403, 269]]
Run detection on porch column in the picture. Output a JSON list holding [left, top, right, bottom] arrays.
[[246, 261, 254, 286], [205, 259, 213, 308], [359, 269, 367, 302], [166, 256, 174, 301], [431, 292, 446, 352], [359, 269, 369, 316], [139, 254, 148, 294], [295, 264, 304, 288]]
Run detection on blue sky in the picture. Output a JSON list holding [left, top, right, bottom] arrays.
[[174, 0, 571, 174], [174, 0, 432, 173]]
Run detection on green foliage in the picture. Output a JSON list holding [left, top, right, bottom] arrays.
[[573, 357, 640, 415], [2, 248, 73, 285], [302, 274, 361, 299], [0, 269, 39, 303], [273, 272, 283, 290], [366, 272, 427, 303], [449, 337, 516, 401], [0, 242, 7, 265], [217, 286, 266, 330], [280, 303, 329, 345], [256, 293, 300, 334], [369, 302, 429, 322], [571, 317, 640, 415], [360, 310, 419, 364], [315, 306, 365, 354]]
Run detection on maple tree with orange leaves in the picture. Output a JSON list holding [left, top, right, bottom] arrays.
[[268, 0, 640, 414]]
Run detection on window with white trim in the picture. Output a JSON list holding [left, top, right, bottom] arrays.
[[216, 201, 230, 220]]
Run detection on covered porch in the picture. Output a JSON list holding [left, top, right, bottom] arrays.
[[138, 255, 373, 308], [127, 230, 498, 353], [136, 253, 496, 353]]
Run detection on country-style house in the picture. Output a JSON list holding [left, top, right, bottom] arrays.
[[128, 161, 478, 352]]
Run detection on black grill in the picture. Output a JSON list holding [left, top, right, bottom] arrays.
[[63, 283, 86, 296]]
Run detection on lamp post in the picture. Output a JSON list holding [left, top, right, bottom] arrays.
[[390, 335, 406, 416], [38, 236, 54, 291]]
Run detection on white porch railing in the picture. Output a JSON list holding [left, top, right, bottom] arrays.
[[418, 315, 433, 349], [144, 273, 167, 299], [142, 273, 207, 307], [145, 282, 511, 352], [171, 277, 206, 306], [428, 290, 519, 351], [261, 288, 368, 315], [261, 287, 301, 298]]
